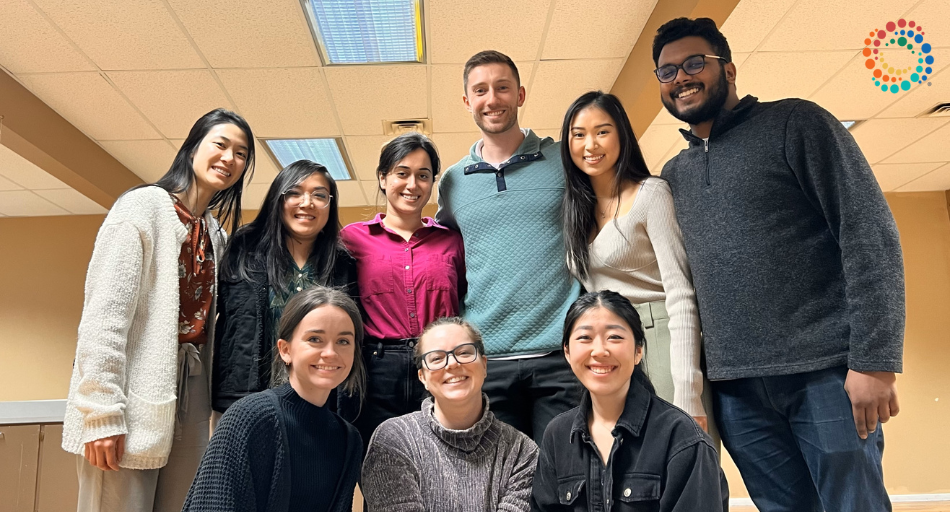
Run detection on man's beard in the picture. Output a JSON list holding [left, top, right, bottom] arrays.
[[661, 71, 729, 125], [474, 110, 518, 135]]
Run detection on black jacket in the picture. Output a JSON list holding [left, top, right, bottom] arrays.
[[183, 386, 362, 512], [531, 377, 727, 512], [211, 247, 359, 412]]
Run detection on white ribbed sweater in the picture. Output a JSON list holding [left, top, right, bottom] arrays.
[[62, 186, 225, 470], [582, 177, 705, 416]]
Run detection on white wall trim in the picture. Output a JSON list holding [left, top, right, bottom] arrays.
[[0, 399, 67, 424]]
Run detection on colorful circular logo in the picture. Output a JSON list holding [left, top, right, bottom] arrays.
[[863, 18, 934, 93]]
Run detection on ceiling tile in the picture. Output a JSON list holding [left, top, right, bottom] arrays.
[[251, 142, 281, 185], [108, 70, 234, 138], [0, 191, 69, 216], [0, 145, 69, 189], [217, 68, 338, 138], [895, 163, 950, 191], [242, 183, 269, 210], [431, 62, 535, 133], [0, 175, 24, 191], [851, 117, 949, 164], [342, 136, 391, 182], [883, 122, 950, 164], [17, 72, 159, 141], [759, 0, 919, 52], [521, 59, 624, 130], [871, 162, 945, 191], [430, 133, 481, 168], [737, 51, 855, 102], [98, 140, 178, 183], [875, 47, 950, 119], [809, 53, 906, 121], [166, 0, 320, 68], [655, 137, 689, 174], [325, 65, 428, 135], [33, 189, 107, 214], [639, 123, 686, 170], [359, 181, 383, 207], [650, 107, 688, 126], [899, 0, 950, 48], [336, 180, 367, 207], [31, 0, 204, 70], [541, 0, 656, 60], [719, 0, 798, 53], [427, 0, 551, 63], [0, 1, 94, 73], [534, 129, 560, 141]]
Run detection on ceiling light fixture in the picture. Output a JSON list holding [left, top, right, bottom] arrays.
[[263, 138, 353, 181], [300, 0, 425, 65]]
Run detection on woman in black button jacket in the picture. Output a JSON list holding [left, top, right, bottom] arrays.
[[531, 290, 727, 512]]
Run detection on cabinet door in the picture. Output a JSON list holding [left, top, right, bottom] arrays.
[[36, 425, 78, 512], [0, 425, 40, 512]]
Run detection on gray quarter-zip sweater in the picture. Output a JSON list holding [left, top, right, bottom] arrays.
[[661, 95, 904, 380]]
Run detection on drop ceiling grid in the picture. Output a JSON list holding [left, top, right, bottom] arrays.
[[872, 162, 945, 191], [850, 117, 950, 164], [896, 162, 950, 191], [325, 65, 429, 136], [540, 0, 658, 60], [0, 0, 95, 73], [522, 58, 626, 130], [425, 0, 552, 64]]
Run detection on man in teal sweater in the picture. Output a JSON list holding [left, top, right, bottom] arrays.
[[436, 50, 581, 442]]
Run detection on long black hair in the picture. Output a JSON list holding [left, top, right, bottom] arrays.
[[562, 290, 656, 394], [221, 160, 341, 296], [152, 108, 255, 235], [560, 91, 651, 280]]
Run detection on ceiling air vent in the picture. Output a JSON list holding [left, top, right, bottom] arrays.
[[918, 103, 950, 118], [383, 119, 431, 136]]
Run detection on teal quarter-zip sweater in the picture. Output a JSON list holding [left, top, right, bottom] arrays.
[[436, 130, 581, 356], [661, 96, 904, 380]]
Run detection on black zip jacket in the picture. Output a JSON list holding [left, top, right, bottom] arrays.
[[531, 377, 727, 512], [211, 247, 359, 412]]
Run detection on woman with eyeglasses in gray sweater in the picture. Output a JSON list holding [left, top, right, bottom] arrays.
[[361, 317, 538, 512]]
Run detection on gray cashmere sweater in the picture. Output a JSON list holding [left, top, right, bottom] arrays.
[[661, 95, 905, 380], [361, 395, 539, 512]]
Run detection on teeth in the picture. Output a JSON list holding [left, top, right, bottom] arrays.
[[314, 365, 339, 371], [295, 215, 315, 220], [589, 366, 614, 375], [212, 167, 231, 177], [445, 376, 467, 384], [584, 155, 604, 163], [484, 110, 504, 116], [401, 194, 420, 201], [677, 87, 700, 99]]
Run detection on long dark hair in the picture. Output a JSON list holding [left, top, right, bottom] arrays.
[[560, 91, 651, 280], [271, 286, 366, 397], [221, 160, 341, 296], [152, 108, 255, 235], [562, 290, 656, 394]]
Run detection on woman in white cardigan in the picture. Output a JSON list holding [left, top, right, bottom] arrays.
[[559, 91, 714, 439], [62, 108, 256, 512]]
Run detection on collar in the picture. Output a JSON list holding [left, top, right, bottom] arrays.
[[423, 393, 494, 453], [464, 129, 544, 175], [569, 376, 652, 443], [362, 212, 448, 231], [679, 94, 759, 146]]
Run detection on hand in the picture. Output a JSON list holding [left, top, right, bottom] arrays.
[[844, 370, 900, 439], [692, 415, 708, 432], [84, 434, 126, 471]]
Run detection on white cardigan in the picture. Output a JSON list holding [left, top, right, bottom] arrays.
[[62, 186, 226, 470]]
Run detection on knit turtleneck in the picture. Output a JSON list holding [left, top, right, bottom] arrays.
[[422, 394, 494, 453]]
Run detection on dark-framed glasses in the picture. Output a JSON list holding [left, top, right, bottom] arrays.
[[283, 189, 332, 208], [654, 54, 728, 83], [419, 343, 480, 371]]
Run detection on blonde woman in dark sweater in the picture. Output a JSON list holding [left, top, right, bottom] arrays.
[[361, 318, 538, 512]]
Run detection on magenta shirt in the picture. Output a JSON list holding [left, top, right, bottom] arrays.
[[340, 214, 466, 340]]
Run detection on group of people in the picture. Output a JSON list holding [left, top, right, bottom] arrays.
[[62, 16, 904, 512]]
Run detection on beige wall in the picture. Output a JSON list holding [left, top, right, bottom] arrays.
[[0, 196, 946, 494]]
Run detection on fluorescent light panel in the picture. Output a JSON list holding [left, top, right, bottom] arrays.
[[841, 121, 856, 130], [304, 0, 424, 64], [265, 139, 352, 181]]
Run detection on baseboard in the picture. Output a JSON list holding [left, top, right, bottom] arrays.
[[730, 494, 950, 507]]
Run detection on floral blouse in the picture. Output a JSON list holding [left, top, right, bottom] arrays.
[[172, 195, 215, 345]]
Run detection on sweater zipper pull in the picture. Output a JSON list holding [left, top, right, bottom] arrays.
[[703, 138, 710, 186]]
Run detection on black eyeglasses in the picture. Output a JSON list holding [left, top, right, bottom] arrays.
[[418, 343, 480, 371], [654, 54, 728, 83]]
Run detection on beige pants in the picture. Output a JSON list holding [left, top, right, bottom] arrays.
[[76, 342, 212, 512], [634, 301, 720, 451]]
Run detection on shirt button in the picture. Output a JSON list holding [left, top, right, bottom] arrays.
[[565, 492, 571, 500], [623, 488, 631, 497], [407, 289, 413, 294], [296, 287, 302, 291], [404, 248, 409, 252], [405, 265, 410, 270], [409, 312, 416, 318]]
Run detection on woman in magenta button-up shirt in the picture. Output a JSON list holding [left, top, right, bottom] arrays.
[[338, 132, 465, 448]]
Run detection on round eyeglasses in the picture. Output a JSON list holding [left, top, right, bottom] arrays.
[[419, 343, 480, 371], [283, 189, 332, 209], [654, 54, 728, 83]]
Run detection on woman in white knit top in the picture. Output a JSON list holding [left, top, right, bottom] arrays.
[[559, 91, 713, 435], [62, 109, 256, 512]]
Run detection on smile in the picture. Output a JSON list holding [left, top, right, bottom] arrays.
[[675, 86, 701, 99], [401, 194, 421, 201], [584, 155, 605, 164], [211, 166, 232, 178], [483, 110, 505, 117], [294, 214, 315, 220], [312, 364, 341, 371], [588, 365, 617, 375], [444, 375, 469, 384]]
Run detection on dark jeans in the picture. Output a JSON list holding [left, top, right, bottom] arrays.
[[712, 366, 890, 512], [483, 351, 583, 443], [338, 340, 427, 455]]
